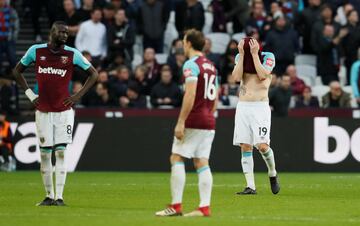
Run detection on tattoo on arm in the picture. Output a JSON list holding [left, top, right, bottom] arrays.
[[239, 85, 247, 96]]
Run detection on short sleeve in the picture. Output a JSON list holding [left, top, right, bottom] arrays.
[[261, 52, 276, 72], [183, 59, 200, 83], [235, 53, 241, 65], [73, 48, 91, 70], [20, 45, 37, 66]]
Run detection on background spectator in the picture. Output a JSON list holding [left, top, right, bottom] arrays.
[[137, 0, 169, 53], [142, 48, 161, 89], [315, 24, 347, 85], [107, 8, 135, 67], [132, 65, 151, 95], [342, 9, 360, 83], [295, 0, 321, 54], [119, 82, 147, 108], [322, 81, 351, 108], [295, 86, 319, 108], [75, 8, 107, 67], [150, 66, 182, 108], [264, 14, 299, 75], [0, 0, 19, 70], [83, 82, 118, 107], [175, 0, 204, 37], [220, 39, 238, 83], [286, 64, 306, 96], [208, 0, 227, 33], [102, 3, 116, 28], [109, 65, 130, 97], [167, 48, 186, 84], [246, 1, 269, 40], [203, 38, 221, 71], [0, 75, 14, 114], [78, 0, 94, 21], [224, 0, 249, 33], [269, 74, 292, 117], [57, 0, 83, 47]]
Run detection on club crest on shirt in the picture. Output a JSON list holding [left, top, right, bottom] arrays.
[[184, 68, 192, 78], [266, 58, 274, 67], [61, 56, 69, 64], [40, 137, 45, 144]]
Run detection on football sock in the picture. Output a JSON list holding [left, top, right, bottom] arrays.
[[170, 162, 185, 206], [40, 149, 54, 199], [197, 166, 212, 207], [55, 148, 67, 200], [261, 147, 277, 177], [241, 151, 255, 190]]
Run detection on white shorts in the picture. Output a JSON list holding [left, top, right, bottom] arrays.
[[233, 101, 271, 146], [35, 108, 75, 147], [172, 128, 215, 159]]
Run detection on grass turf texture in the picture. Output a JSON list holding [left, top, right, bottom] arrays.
[[0, 172, 359, 226]]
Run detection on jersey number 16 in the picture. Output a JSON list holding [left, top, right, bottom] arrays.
[[203, 73, 216, 101]]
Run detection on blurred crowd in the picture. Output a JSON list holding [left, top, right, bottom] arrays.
[[0, 0, 360, 117]]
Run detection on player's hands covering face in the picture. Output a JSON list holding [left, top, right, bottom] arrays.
[[249, 39, 259, 55], [174, 122, 185, 140], [238, 39, 245, 55]]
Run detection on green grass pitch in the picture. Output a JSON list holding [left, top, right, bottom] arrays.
[[0, 172, 360, 226]]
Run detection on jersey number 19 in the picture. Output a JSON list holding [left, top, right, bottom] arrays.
[[203, 73, 216, 101]]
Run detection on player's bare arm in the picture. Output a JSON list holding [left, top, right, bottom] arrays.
[[174, 81, 197, 140], [249, 39, 271, 81], [63, 66, 98, 106], [232, 39, 245, 82], [13, 62, 39, 106]]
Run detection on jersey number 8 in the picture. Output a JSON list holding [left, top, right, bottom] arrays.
[[203, 73, 216, 101]]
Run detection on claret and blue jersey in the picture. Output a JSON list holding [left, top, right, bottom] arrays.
[[21, 44, 91, 112], [182, 55, 218, 130]]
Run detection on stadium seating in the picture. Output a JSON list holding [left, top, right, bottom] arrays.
[[339, 65, 347, 86], [232, 32, 246, 42], [296, 65, 317, 86], [203, 12, 213, 35], [311, 85, 329, 106], [155, 53, 168, 64], [205, 32, 231, 54], [132, 54, 142, 69], [295, 54, 317, 66], [343, 86, 358, 108]]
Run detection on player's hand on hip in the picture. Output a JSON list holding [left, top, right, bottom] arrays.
[[174, 122, 185, 140], [63, 94, 80, 107], [249, 38, 259, 55], [238, 39, 245, 55], [32, 97, 39, 107]]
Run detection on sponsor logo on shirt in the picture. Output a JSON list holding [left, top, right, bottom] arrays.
[[38, 66, 67, 77], [40, 56, 46, 61]]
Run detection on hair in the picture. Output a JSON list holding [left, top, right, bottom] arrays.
[[184, 29, 205, 51], [91, 7, 102, 14], [161, 64, 171, 73], [50, 21, 67, 34], [346, 9, 357, 18], [320, 4, 332, 13]]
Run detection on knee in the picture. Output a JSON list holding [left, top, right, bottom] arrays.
[[240, 143, 253, 152], [257, 143, 269, 153], [170, 154, 184, 165], [55, 150, 65, 160], [193, 158, 209, 170]]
